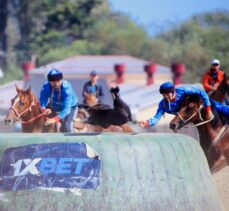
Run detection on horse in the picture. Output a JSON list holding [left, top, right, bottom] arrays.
[[169, 94, 229, 173], [84, 92, 98, 107], [210, 74, 229, 103], [5, 86, 58, 133], [73, 108, 125, 133], [77, 87, 135, 133]]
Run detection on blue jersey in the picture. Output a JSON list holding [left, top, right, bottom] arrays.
[[148, 86, 211, 126], [40, 80, 78, 119], [211, 99, 229, 119]]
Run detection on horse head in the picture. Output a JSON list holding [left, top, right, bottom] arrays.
[[169, 95, 203, 132], [211, 74, 229, 102], [5, 85, 36, 126], [84, 92, 98, 107], [224, 75, 229, 94], [218, 74, 229, 94]]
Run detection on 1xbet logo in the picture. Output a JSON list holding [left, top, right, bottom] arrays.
[[12, 157, 90, 176]]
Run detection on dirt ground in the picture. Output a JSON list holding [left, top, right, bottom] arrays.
[[213, 166, 229, 210]]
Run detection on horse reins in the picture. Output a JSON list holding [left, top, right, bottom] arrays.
[[10, 97, 46, 124], [207, 126, 227, 155], [177, 104, 214, 128]]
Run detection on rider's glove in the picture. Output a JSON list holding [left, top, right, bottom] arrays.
[[205, 106, 214, 120], [139, 120, 150, 128], [41, 108, 52, 115]]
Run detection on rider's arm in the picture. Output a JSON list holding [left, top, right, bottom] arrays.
[[211, 99, 229, 118], [39, 83, 50, 109], [202, 73, 213, 91], [182, 86, 211, 109], [146, 100, 165, 127], [58, 88, 73, 120]]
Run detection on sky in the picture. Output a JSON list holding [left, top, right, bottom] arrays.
[[109, 0, 229, 35]]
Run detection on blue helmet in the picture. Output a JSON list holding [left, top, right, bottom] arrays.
[[159, 82, 175, 94], [47, 69, 63, 81]]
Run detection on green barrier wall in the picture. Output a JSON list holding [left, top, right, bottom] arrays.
[[0, 133, 224, 211]]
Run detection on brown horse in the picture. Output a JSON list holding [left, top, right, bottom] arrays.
[[74, 108, 134, 133], [5, 86, 58, 133], [169, 95, 229, 173], [84, 92, 98, 107], [210, 75, 229, 103]]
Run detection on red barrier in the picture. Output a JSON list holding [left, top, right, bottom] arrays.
[[144, 63, 158, 85], [114, 64, 126, 84]]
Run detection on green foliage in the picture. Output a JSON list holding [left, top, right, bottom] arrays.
[[0, 65, 23, 85], [2, 0, 229, 85], [39, 40, 103, 65], [149, 11, 229, 82], [89, 13, 152, 58]]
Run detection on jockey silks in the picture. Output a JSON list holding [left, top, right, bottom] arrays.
[[40, 80, 78, 119], [202, 69, 225, 91], [211, 99, 229, 119], [147, 86, 211, 126]]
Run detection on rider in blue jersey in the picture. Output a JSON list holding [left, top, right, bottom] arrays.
[[139, 82, 214, 128], [40, 69, 78, 132]]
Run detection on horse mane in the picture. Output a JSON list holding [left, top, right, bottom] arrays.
[[218, 74, 229, 93], [181, 94, 202, 106], [25, 89, 40, 107]]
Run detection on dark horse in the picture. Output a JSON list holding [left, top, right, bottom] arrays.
[[169, 95, 229, 173], [78, 87, 135, 133], [5, 86, 58, 133], [210, 74, 229, 103], [73, 108, 125, 133]]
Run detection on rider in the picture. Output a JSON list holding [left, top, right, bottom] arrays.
[[139, 82, 214, 128], [39, 69, 78, 132], [202, 59, 225, 92], [82, 70, 104, 104]]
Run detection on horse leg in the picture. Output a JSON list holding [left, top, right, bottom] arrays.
[[120, 124, 135, 133], [42, 123, 59, 133], [56, 122, 62, 132], [109, 125, 124, 133], [210, 155, 227, 174], [94, 125, 103, 132]]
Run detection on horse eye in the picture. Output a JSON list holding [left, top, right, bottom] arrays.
[[188, 102, 195, 108], [19, 101, 25, 106]]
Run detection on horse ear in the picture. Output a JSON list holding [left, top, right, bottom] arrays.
[[15, 84, 21, 94], [26, 86, 32, 95]]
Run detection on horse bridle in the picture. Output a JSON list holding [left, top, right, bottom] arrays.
[[177, 104, 214, 127], [10, 96, 45, 124]]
